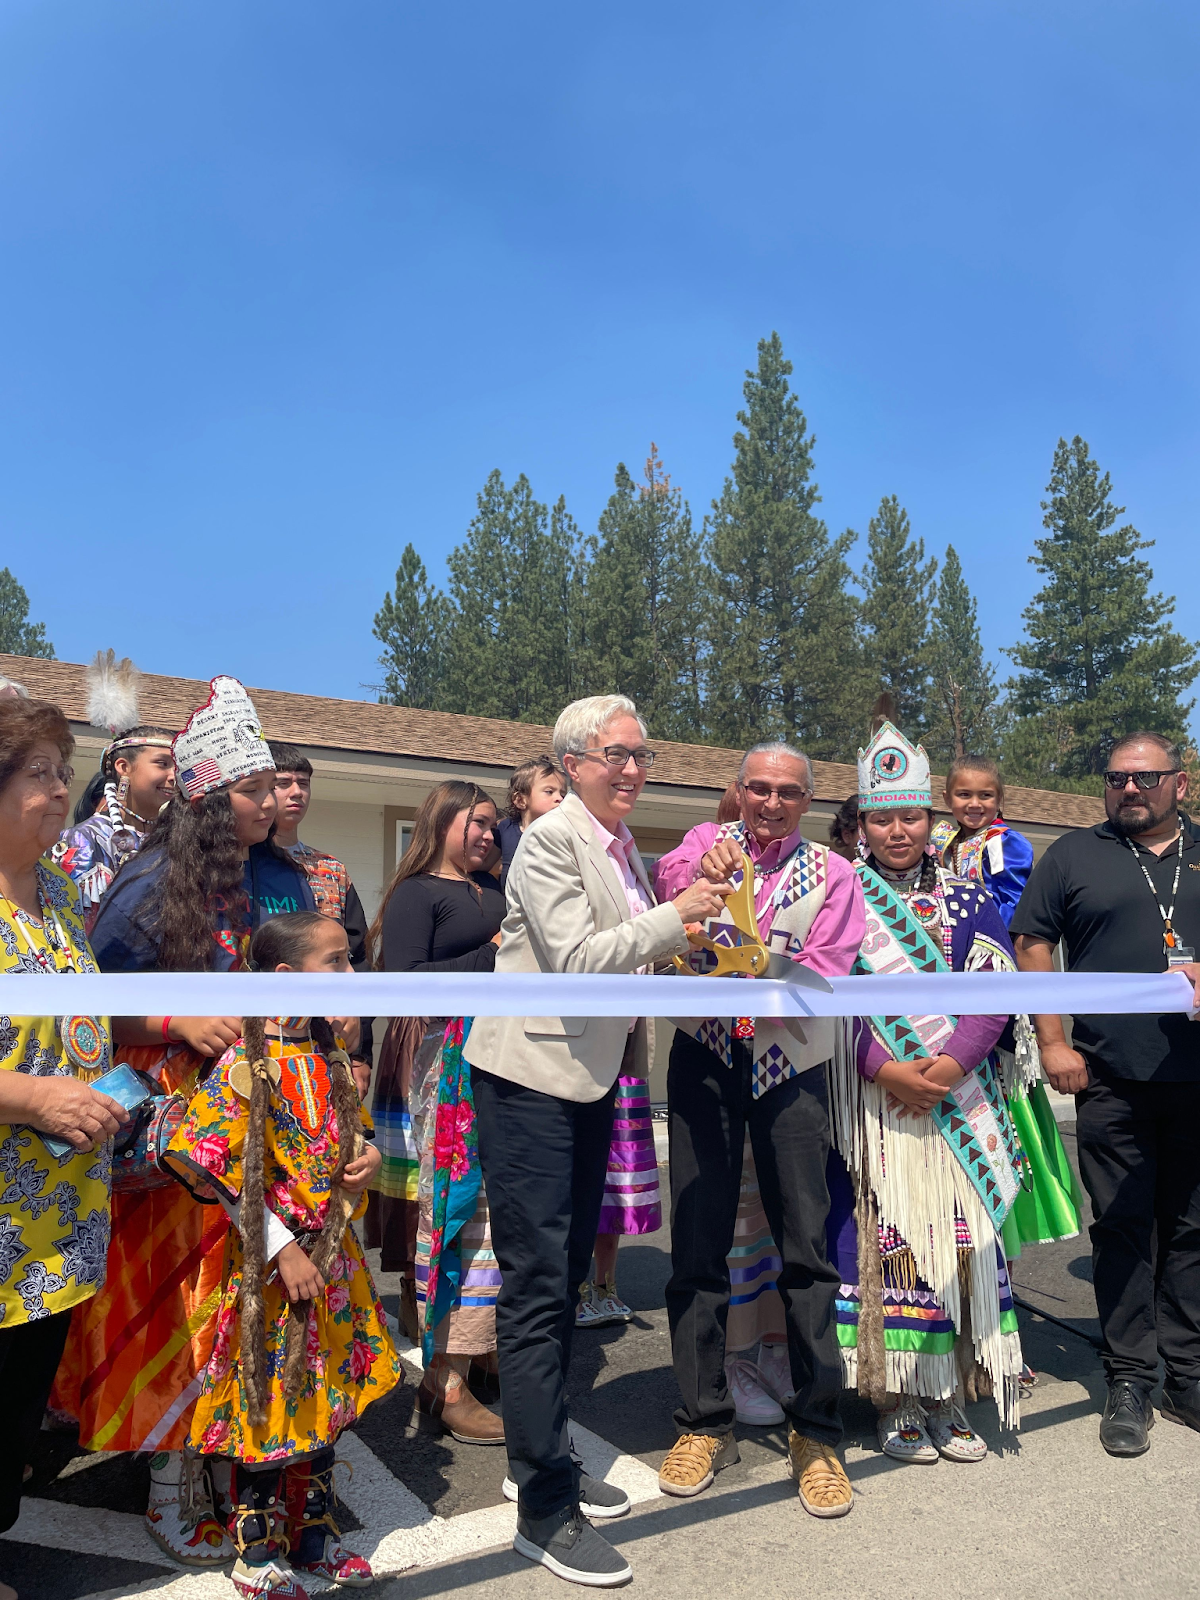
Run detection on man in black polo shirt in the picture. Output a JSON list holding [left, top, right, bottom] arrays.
[[1013, 731, 1200, 1458]]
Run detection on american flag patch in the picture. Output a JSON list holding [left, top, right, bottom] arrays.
[[181, 759, 222, 792]]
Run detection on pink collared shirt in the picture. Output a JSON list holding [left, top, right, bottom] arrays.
[[587, 810, 651, 1029], [653, 819, 864, 981], [587, 811, 652, 920]]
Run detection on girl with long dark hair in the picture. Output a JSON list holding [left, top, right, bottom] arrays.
[[366, 779, 506, 1445], [166, 912, 397, 1599], [53, 677, 317, 1569]]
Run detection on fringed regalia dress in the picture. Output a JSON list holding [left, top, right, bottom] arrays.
[[827, 858, 1027, 1426]]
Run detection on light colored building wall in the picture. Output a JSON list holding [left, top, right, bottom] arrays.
[[299, 794, 388, 919]]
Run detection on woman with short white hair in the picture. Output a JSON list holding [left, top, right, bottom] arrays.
[[464, 694, 729, 1588]]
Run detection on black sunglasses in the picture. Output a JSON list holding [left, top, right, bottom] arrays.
[[1103, 769, 1181, 791]]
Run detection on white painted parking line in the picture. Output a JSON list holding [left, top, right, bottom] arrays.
[[12, 1395, 659, 1599]]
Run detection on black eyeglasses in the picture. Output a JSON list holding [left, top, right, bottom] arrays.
[[739, 781, 810, 804], [1103, 769, 1181, 791], [580, 745, 656, 769]]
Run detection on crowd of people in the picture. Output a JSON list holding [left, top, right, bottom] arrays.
[[0, 654, 1198, 1597]]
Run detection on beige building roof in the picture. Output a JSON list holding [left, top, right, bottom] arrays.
[[2, 653, 1105, 832]]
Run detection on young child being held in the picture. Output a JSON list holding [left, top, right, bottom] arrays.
[[494, 755, 567, 888], [930, 755, 1034, 928], [167, 912, 399, 1600]]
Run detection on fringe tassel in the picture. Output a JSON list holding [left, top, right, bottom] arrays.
[[854, 1167, 887, 1407], [239, 1021, 271, 1430], [829, 1019, 1022, 1428]]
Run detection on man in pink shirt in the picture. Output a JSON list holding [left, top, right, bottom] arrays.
[[653, 742, 866, 1518]]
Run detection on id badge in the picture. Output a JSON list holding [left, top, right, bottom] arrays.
[[1167, 945, 1195, 969]]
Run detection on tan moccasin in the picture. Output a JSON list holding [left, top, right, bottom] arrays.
[[657, 1432, 739, 1497], [788, 1431, 853, 1518]]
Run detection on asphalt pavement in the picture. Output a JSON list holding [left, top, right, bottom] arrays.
[[5, 1123, 1199, 1600]]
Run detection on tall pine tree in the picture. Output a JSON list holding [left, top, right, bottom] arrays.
[[0, 568, 54, 659], [859, 495, 936, 730], [440, 470, 585, 723], [924, 545, 997, 764], [373, 544, 449, 708], [584, 446, 704, 740], [1004, 436, 1199, 786], [704, 334, 866, 760]]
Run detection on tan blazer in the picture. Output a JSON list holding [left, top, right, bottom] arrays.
[[462, 791, 690, 1103]]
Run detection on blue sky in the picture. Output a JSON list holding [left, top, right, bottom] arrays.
[[0, 1, 1196, 715]]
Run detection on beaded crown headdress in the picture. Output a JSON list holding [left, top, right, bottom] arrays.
[[174, 676, 274, 801], [857, 720, 932, 811]]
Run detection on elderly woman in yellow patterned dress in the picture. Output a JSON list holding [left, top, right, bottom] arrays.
[[0, 697, 130, 1600]]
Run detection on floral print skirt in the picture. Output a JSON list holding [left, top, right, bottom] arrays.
[[189, 1226, 400, 1465]]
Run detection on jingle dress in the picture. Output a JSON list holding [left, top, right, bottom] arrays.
[[931, 817, 1083, 1254], [166, 1034, 399, 1463], [827, 858, 1027, 1425]]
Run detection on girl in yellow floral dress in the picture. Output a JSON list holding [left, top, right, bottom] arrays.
[[167, 912, 399, 1600]]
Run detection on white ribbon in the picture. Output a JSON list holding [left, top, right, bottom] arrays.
[[6, 968, 1194, 1018]]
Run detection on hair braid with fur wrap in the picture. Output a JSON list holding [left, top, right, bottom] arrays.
[[235, 1016, 365, 1414]]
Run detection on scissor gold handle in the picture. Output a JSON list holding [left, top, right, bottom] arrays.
[[672, 850, 772, 978]]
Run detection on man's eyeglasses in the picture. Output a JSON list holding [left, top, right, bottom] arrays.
[[26, 761, 74, 788], [580, 746, 656, 769], [739, 781, 810, 804], [1103, 769, 1181, 791]]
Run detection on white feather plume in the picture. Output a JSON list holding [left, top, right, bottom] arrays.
[[87, 649, 141, 736]]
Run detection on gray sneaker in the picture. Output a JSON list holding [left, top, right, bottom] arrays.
[[504, 1473, 631, 1520], [513, 1505, 632, 1587]]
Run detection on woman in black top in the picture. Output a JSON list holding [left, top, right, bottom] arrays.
[[366, 780, 506, 1444], [380, 855, 505, 971]]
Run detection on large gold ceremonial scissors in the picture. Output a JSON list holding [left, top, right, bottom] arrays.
[[672, 849, 774, 978], [671, 848, 833, 991]]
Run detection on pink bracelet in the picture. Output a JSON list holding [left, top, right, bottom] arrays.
[[161, 1016, 173, 1043]]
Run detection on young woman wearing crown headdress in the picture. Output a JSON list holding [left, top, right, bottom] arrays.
[[826, 710, 1027, 1465], [51, 677, 323, 1570]]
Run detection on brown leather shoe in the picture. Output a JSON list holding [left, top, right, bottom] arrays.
[[418, 1363, 505, 1445]]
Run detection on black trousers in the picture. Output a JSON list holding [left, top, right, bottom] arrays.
[[665, 1031, 843, 1446], [1076, 1071, 1200, 1389], [472, 1065, 617, 1520], [0, 1305, 72, 1533]]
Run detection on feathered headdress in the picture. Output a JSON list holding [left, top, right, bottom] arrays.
[[869, 690, 897, 737], [87, 649, 173, 763], [87, 649, 141, 737]]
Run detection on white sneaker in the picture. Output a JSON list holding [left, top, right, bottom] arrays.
[[594, 1287, 634, 1325], [755, 1342, 796, 1404], [726, 1357, 786, 1426], [575, 1284, 607, 1329], [924, 1399, 988, 1462], [876, 1402, 939, 1464]]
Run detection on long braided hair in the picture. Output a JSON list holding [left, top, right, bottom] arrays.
[[238, 916, 364, 1423]]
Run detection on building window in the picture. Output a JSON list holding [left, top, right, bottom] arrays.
[[396, 821, 413, 864]]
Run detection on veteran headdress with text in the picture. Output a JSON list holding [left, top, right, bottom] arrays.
[[173, 675, 274, 801]]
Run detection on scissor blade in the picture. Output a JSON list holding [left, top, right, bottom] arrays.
[[764, 954, 834, 992]]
